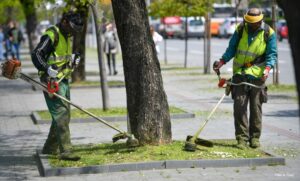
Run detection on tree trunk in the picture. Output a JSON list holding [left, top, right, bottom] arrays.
[[276, 1, 300, 116], [111, 0, 172, 145], [71, 5, 89, 82], [19, 0, 38, 52], [90, 0, 110, 110]]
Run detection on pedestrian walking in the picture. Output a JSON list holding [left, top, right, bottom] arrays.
[[213, 8, 277, 149], [0, 26, 4, 61], [103, 23, 118, 75], [4, 20, 15, 60], [150, 25, 163, 54], [9, 21, 24, 61], [31, 10, 84, 161]]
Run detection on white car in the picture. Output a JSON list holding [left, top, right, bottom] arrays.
[[178, 17, 205, 39], [218, 17, 243, 38]]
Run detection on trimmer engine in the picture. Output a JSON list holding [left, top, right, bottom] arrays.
[[1, 59, 21, 79]]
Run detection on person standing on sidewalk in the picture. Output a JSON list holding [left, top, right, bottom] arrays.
[[103, 23, 118, 75], [31, 11, 83, 161], [150, 25, 163, 54], [213, 8, 277, 149]]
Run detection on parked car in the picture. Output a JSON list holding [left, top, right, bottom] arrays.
[[277, 19, 288, 41], [218, 17, 243, 38], [178, 17, 205, 39], [158, 16, 183, 39]]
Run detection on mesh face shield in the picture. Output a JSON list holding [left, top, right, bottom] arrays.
[[63, 12, 84, 33], [68, 13, 84, 33]]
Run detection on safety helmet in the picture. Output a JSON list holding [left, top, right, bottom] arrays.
[[62, 11, 84, 33], [244, 8, 264, 24]]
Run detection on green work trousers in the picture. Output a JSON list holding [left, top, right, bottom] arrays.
[[42, 78, 71, 153], [231, 75, 267, 142]]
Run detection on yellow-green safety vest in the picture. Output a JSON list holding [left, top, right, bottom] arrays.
[[233, 24, 274, 78], [40, 26, 72, 79]]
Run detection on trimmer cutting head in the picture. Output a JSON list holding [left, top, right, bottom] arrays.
[[112, 132, 139, 147], [183, 135, 214, 152], [186, 135, 214, 147], [184, 141, 197, 152]]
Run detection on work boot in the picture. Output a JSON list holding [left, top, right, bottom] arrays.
[[236, 139, 248, 150], [113, 70, 118, 75], [250, 138, 260, 148], [59, 151, 81, 161]]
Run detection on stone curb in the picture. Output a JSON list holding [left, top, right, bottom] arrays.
[[36, 150, 285, 177], [31, 111, 195, 124]]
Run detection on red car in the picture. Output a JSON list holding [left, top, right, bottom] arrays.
[[277, 20, 288, 41]]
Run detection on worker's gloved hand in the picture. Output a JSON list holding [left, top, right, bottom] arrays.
[[213, 59, 225, 73], [72, 53, 80, 67], [47, 66, 58, 78], [262, 66, 271, 82]]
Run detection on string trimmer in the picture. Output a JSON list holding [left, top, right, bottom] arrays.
[[184, 61, 266, 152], [1, 59, 139, 147], [184, 61, 227, 151]]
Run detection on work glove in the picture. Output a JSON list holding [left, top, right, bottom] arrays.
[[262, 66, 271, 82], [213, 59, 225, 73], [47, 65, 58, 78], [72, 53, 81, 67]]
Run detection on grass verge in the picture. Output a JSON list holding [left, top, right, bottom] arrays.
[[49, 140, 270, 168], [70, 80, 124, 87], [37, 106, 186, 120], [268, 84, 296, 92]]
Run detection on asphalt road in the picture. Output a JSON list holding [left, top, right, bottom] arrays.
[[157, 38, 295, 85]]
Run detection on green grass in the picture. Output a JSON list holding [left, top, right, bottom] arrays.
[[48, 140, 270, 168], [70, 80, 125, 87], [193, 109, 232, 117], [38, 106, 186, 120], [268, 84, 296, 92]]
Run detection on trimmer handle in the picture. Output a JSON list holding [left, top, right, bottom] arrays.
[[47, 78, 59, 93], [213, 61, 221, 76]]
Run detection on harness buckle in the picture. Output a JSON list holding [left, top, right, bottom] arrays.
[[244, 62, 252, 68]]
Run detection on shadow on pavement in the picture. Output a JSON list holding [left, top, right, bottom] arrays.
[[264, 109, 299, 117]]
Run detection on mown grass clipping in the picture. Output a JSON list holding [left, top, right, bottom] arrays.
[[49, 140, 270, 168]]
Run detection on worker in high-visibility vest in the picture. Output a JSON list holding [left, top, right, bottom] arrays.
[[31, 10, 83, 161], [214, 8, 277, 149]]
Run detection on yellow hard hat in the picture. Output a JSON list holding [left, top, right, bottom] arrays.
[[244, 8, 264, 23]]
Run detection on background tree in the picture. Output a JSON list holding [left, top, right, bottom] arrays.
[[111, 0, 172, 145], [19, 0, 39, 52], [90, 0, 110, 110], [66, 0, 89, 83], [0, 1, 24, 24]]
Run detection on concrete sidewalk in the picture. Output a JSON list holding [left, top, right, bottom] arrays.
[[0, 58, 299, 180]]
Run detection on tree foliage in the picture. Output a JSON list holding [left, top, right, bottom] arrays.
[[0, 1, 24, 24], [148, 0, 213, 18]]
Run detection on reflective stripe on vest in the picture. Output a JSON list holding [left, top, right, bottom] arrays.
[[233, 25, 273, 78], [43, 26, 72, 79]]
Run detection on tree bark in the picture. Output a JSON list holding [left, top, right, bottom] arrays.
[[276, 1, 300, 115], [71, 4, 88, 82], [19, 0, 38, 52], [111, 0, 172, 145]]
